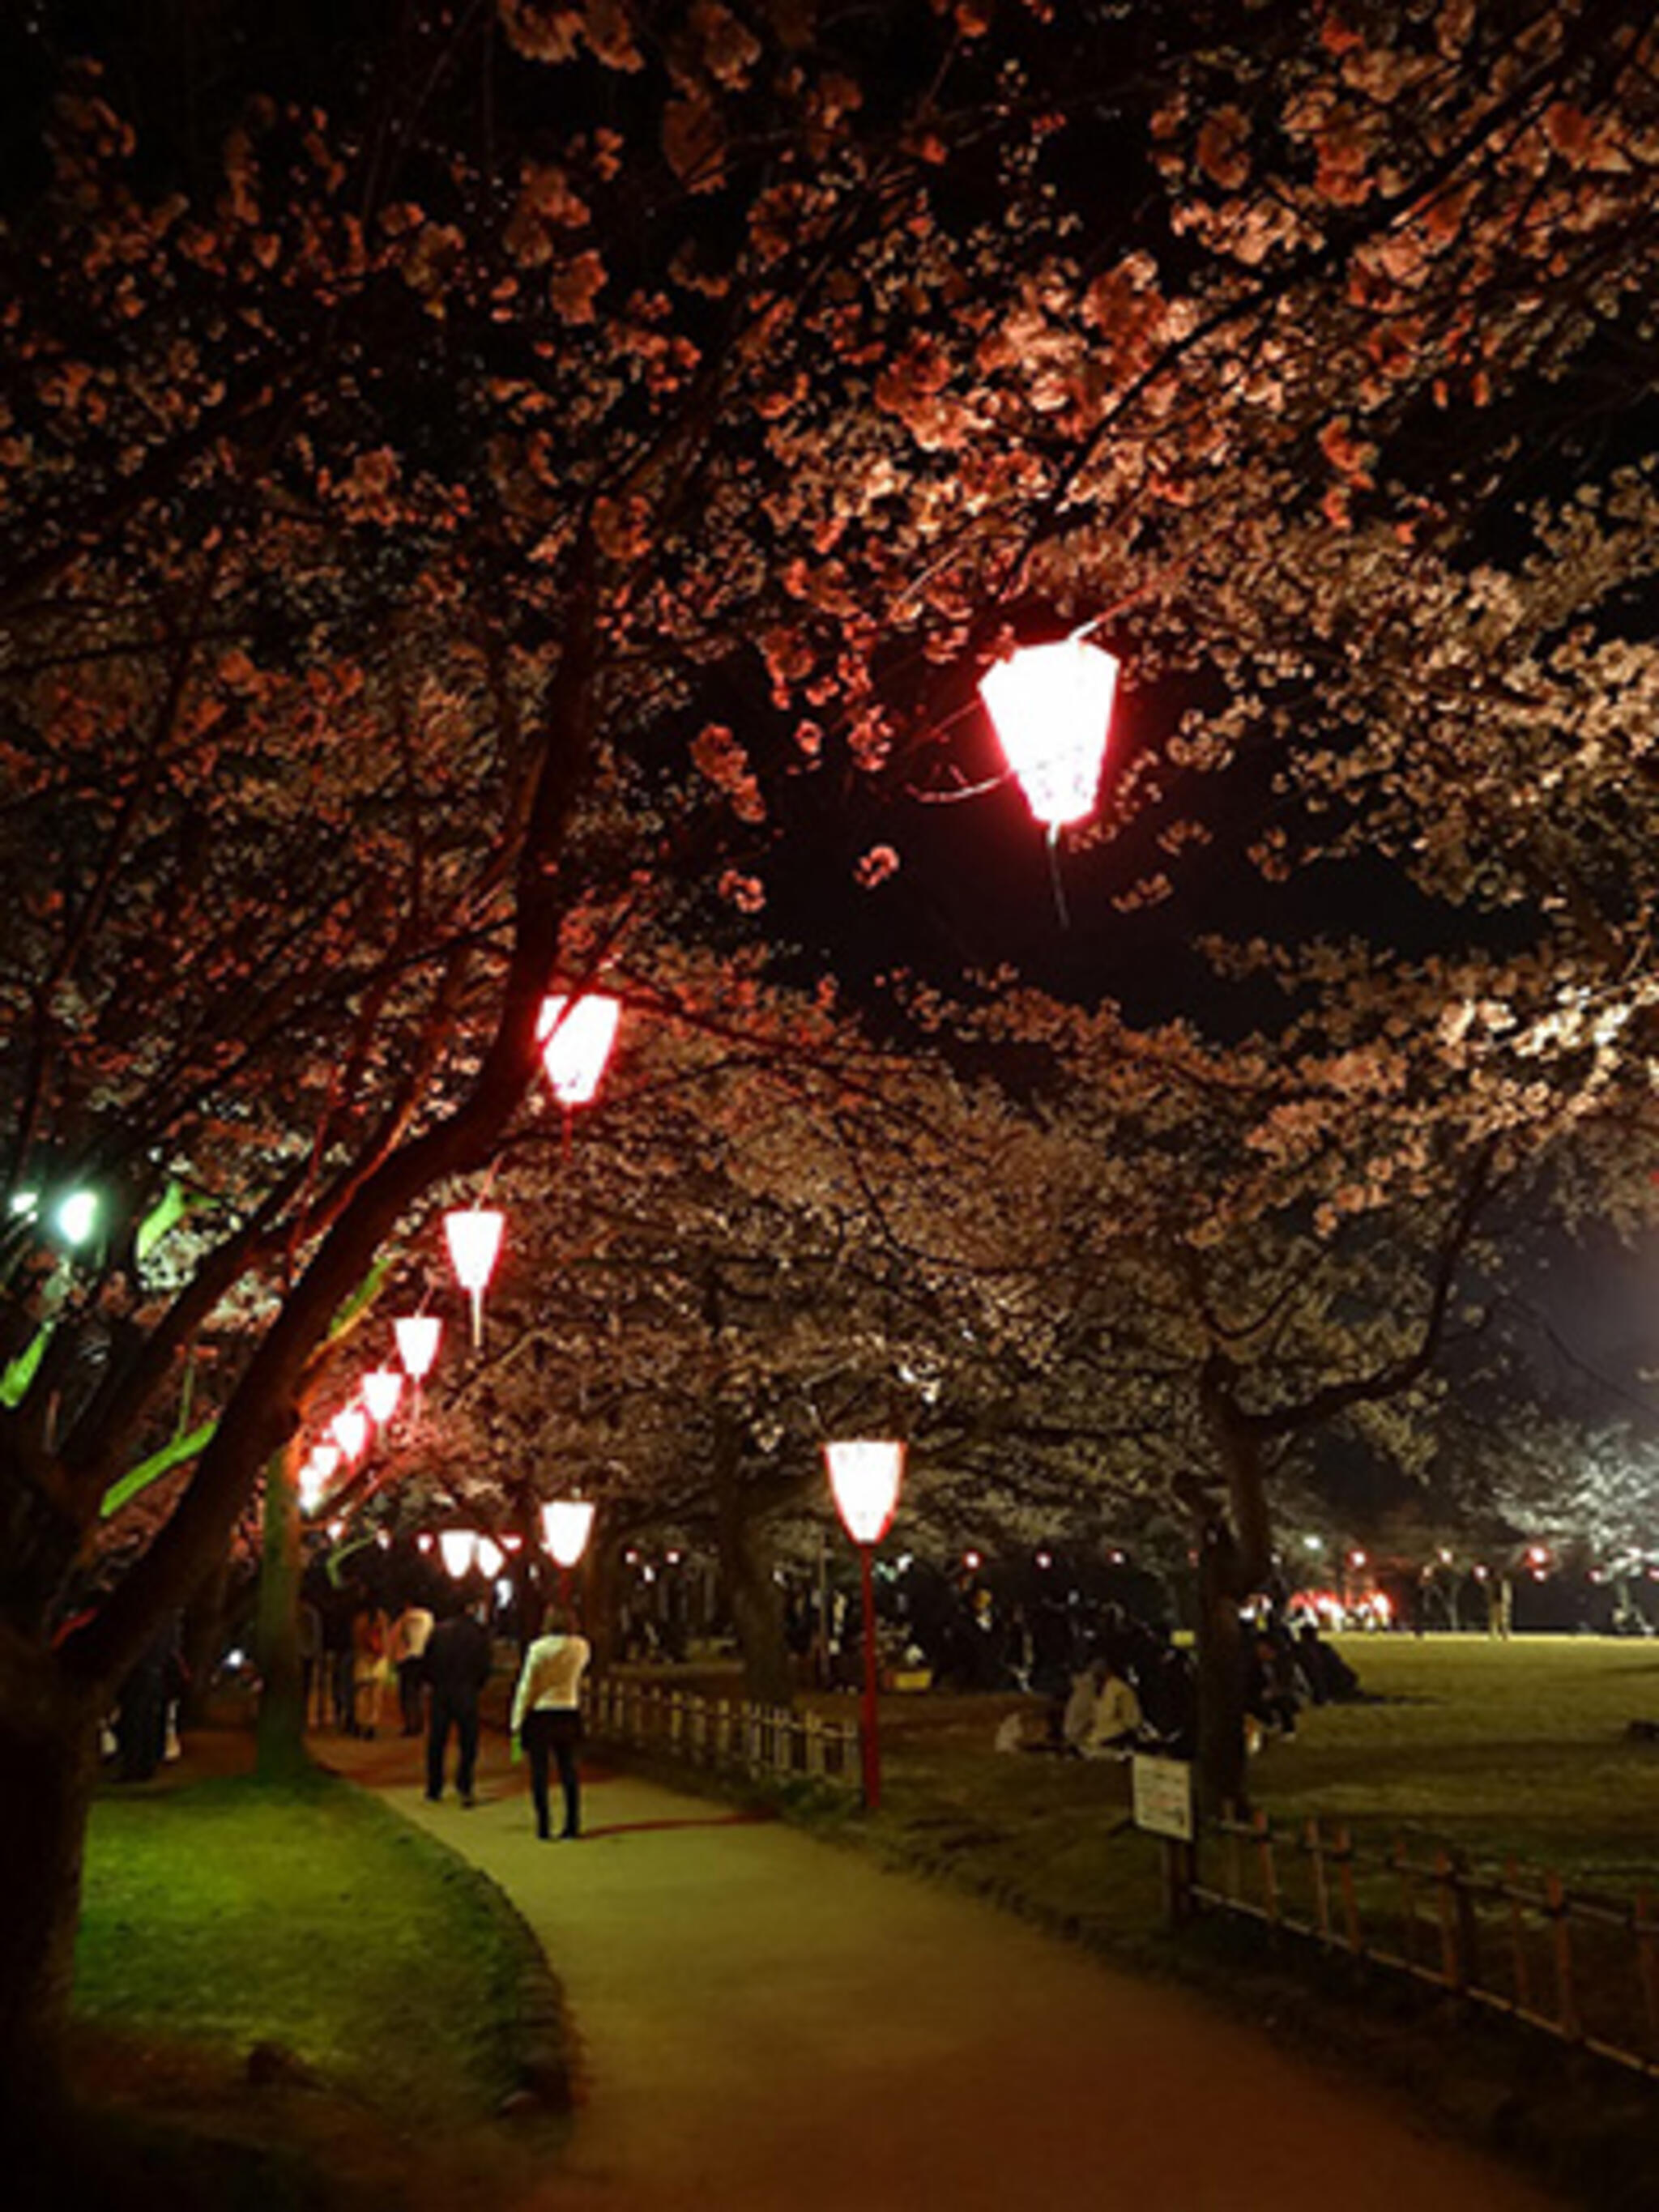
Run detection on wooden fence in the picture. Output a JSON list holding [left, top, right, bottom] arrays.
[[583, 1677, 859, 1791], [1194, 1810, 1659, 2080]]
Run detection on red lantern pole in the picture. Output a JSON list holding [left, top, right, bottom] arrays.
[[824, 1439, 903, 1817], [857, 1539, 881, 1812]]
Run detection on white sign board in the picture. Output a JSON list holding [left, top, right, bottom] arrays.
[[1132, 1754, 1195, 1843]]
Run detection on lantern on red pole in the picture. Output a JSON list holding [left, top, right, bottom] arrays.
[[438, 1531, 476, 1580], [330, 1406, 370, 1464], [541, 1498, 596, 1609], [537, 994, 621, 1108], [299, 1444, 341, 1515], [978, 636, 1120, 829], [360, 1368, 404, 1426], [444, 1207, 505, 1349], [394, 1314, 442, 1382], [825, 1439, 906, 1812]]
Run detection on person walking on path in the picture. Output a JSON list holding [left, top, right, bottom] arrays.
[[424, 1598, 493, 1805], [511, 1608, 591, 1839], [387, 1600, 435, 1736]]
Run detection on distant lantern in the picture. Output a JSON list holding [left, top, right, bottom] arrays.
[[824, 1439, 906, 1813], [444, 1207, 505, 1349], [394, 1315, 442, 1382], [360, 1368, 404, 1425], [475, 1535, 505, 1581], [978, 636, 1120, 829], [438, 1531, 476, 1579], [537, 994, 621, 1109], [298, 1444, 340, 1515], [331, 1406, 370, 1463], [542, 1498, 596, 1571], [824, 1439, 906, 1549]]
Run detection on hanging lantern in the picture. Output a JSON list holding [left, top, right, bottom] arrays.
[[360, 1368, 404, 1425], [438, 1531, 476, 1579], [824, 1439, 906, 1548], [416, 1532, 435, 1555], [444, 1207, 505, 1349], [298, 1444, 340, 1515], [475, 1535, 505, 1580], [541, 1498, 596, 1570], [394, 1314, 442, 1382], [978, 636, 1120, 829], [537, 994, 621, 1108], [330, 1406, 370, 1463]]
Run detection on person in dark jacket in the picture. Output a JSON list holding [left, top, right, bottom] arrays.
[[424, 1599, 493, 1805]]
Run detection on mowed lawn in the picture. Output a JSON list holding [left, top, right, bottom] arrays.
[[76, 1771, 529, 2126], [1251, 1634, 1659, 1885], [766, 1634, 1659, 1929]]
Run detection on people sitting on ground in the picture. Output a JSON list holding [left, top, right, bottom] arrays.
[[1246, 1632, 1301, 1741], [1293, 1622, 1362, 1706], [1134, 1625, 1197, 1760], [1081, 1656, 1143, 1759], [1060, 1665, 1100, 1753]]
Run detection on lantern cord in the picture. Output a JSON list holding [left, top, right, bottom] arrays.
[[1046, 824, 1071, 931]]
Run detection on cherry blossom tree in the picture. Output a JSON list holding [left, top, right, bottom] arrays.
[[2, 0, 1657, 2125]]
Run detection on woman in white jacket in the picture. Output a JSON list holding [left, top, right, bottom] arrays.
[[511, 1611, 592, 1840]]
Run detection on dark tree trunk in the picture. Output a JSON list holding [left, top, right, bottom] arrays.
[[584, 1526, 623, 1677], [0, 1660, 97, 2150], [254, 1444, 308, 1784], [1192, 1357, 1274, 1817], [179, 1555, 229, 1727], [710, 1426, 792, 1707], [1194, 1521, 1250, 1817]]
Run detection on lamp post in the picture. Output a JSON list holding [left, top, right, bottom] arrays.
[[541, 1498, 596, 1610], [330, 1405, 369, 1465], [360, 1368, 403, 1426], [824, 1439, 905, 1812], [438, 1531, 476, 1581], [444, 1207, 505, 1349]]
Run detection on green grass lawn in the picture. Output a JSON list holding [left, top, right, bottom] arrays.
[[1249, 1634, 1659, 1885], [76, 1769, 531, 2128]]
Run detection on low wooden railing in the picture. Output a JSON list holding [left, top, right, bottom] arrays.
[[1195, 1809, 1659, 2080], [583, 1677, 859, 1791]]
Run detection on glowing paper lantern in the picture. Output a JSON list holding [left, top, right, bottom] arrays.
[[394, 1315, 442, 1381], [330, 1406, 369, 1463], [444, 1207, 505, 1349], [824, 1439, 905, 1813], [541, 1498, 596, 1570], [438, 1531, 476, 1579], [475, 1535, 505, 1580], [824, 1439, 905, 1548], [360, 1368, 404, 1425], [537, 994, 621, 1108], [978, 637, 1120, 829]]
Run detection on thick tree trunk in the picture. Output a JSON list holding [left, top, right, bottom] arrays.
[[179, 1556, 229, 1728], [710, 1429, 792, 1707], [584, 1528, 623, 1677], [0, 1661, 97, 2150], [1194, 1522, 1250, 1817], [1192, 1357, 1274, 1817], [254, 1443, 308, 1784]]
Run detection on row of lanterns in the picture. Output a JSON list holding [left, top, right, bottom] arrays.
[[296, 993, 626, 1530], [288, 634, 1116, 1778]]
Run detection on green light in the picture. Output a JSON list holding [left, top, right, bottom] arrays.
[[8, 1190, 39, 1218], [57, 1190, 98, 1245]]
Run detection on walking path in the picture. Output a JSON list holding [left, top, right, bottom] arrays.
[[331, 1729, 1559, 2211]]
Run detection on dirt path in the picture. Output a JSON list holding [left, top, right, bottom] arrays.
[[328, 1729, 1560, 2211]]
